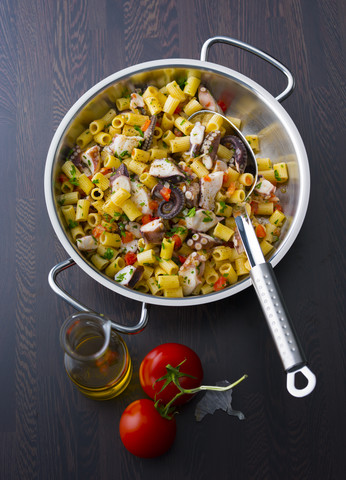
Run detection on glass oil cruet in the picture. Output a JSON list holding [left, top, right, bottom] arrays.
[[60, 312, 132, 400]]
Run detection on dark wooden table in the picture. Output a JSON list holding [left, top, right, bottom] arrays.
[[1, 0, 345, 478]]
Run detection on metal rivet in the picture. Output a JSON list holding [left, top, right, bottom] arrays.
[[291, 347, 296, 352], [264, 274, 268, 278], [283, 325, 287, 329], [285, 332, 289, 336], [288, 340, 292, 344]]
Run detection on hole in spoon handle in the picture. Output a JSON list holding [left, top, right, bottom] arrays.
[[286, 366, 316, 397]]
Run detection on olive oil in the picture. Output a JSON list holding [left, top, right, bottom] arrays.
[[61, 313, 132, 400]]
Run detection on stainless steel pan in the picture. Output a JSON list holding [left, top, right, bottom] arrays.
[[44, 37, 314, 396]]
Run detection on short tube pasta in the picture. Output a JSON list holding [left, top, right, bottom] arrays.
[[56, 77, 288, 299]]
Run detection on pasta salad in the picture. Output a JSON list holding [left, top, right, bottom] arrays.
[[56, 75, 288, 298]]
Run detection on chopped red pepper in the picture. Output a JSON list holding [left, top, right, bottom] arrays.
[[274, 204, 283, 212], [124, 252, 137, 265], [178, 255, 187, 264], [203, 175, 211, 182], [92, 225, 106, 238], [213, 276, 228, 291], [59, 173, 68, 183], [160, 187, 171, 201], [222, 172, 229, 185], [122, 231, 134, 244], [149, 200, 158, 211], [255, 224, 266, 239], [172, 235, 182, 250], [141, 118, 151, 132], [174, 105, 182, 114], [250, 201, 259, 214], [99, 167, 112, 175], [141, 214, 153, 225]]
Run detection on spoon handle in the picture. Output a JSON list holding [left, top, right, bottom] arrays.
[[236, 215, 316, 397]]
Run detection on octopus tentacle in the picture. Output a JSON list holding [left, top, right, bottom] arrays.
[[142, 115, 157, 151], [221, 135, 247, 173], [187, 233, 221, 251]]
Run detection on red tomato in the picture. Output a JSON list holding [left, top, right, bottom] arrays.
[[255, 224, 266, 239], [99, 167, 112, 175], [274, 203, 283, 212], [92, 225, 106, 238], [122, 231, 134, 243], [172, 234, 182, 250], [119, 399, 176, 458], [58, 173, 68, 183], [160, 187, 171, 201], [124, 252, 137, 265], [178, 255, 186, 264], [141, 214, 153, 225], [213, 276, 228, 291], [139, 343, 203, 406], [149, 200, 158, 211], [250, 201, 259, 214]]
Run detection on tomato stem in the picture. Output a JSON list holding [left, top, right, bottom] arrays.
[[160, 373, 248, 418]]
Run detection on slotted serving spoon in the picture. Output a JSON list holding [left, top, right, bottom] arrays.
[[188, 110, 316, 397]]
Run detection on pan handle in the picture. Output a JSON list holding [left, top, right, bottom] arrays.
[[200, 36, 295, 102], [48, 258, 149, 334]]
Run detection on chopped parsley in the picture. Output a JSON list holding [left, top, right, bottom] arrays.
[[177, 78, 187, 89], [58, 198, 65, 206], [274, 170, 282, 181], [134, 125, 144, 137], [166, 226, 187, 237], [92, 179, 99, 184], [180, 119, 186, 125], [102, 248, 114, 260], [219, 201, 227, 213], [202, 210, 213, 222], [68, 219, 78, 229], [120, 150, 129, 158], [70, 165, 76, 177], [255, 182, 262, 189], [69, 177, 79, 186], [115, 272, 126, 282], [186, 207, 196, 217]]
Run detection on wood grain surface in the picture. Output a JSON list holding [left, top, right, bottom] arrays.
[[0, 0, 345, 479]]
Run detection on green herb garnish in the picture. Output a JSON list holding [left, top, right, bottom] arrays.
[[68, 220, 78, 229], [134, 125, 144, 137], [202, 210, 213, 222], [69, 177, 79, 186], [102, 248, 114, 260], [274, 170, 282, 181], [186, 207, 196, 217]]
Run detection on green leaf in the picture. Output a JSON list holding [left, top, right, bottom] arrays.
[[102, 248, 114, 260], [134, 125, 144, 137], [69, 177, 79, 186], [274, 170, 282, 181], [186, 207, 196, 217], [68, 219, 78, 229]]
